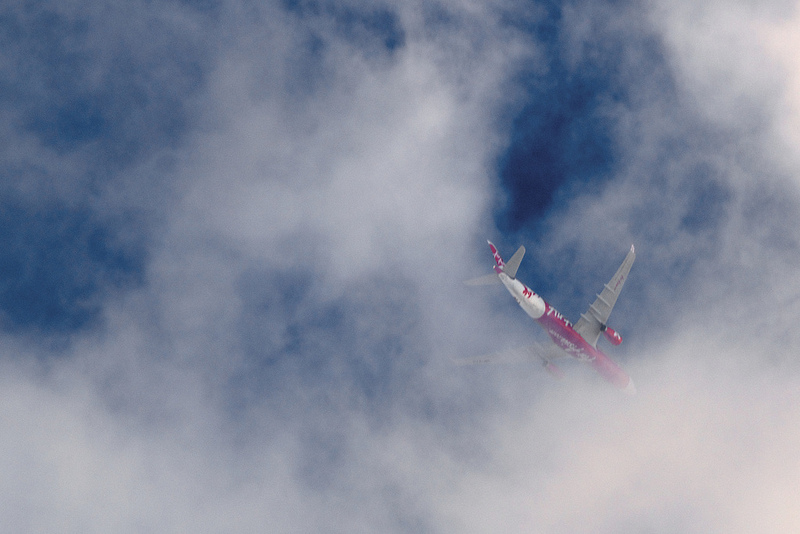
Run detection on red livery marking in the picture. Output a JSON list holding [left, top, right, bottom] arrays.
[[614, 274, 625, 290], [523, 286, 532, 298]]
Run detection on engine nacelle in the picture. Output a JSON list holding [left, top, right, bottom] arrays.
[[602, 326, 623, 346]]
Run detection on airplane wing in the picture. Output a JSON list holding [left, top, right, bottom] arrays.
[[573, 244, 636, 348], [451, 341, 567, 365], [452, 342, 567, 379]]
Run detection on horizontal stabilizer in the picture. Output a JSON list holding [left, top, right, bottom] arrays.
[[503, 245, 525, 279], [451, 348, 529, 366], [451, 341, 566, 367], [463, 274, 501, 286]]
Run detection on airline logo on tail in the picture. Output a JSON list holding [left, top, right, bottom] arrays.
[[488, 241, 505, 273]]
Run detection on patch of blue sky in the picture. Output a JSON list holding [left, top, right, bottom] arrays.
[[494, 1, 669, 235], [0, 4, 209, 335], [176, 0, 223, 16], [2, 4, 206, 163], [0, 203, 145, 333], [282, 0, 405, 54]]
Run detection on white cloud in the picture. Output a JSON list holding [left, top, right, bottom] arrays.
[[4, 0, 800, 532]]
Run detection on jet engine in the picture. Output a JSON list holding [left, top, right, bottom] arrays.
[[601, 325, 622, 346]]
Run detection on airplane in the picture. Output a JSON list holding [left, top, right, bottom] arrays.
[[463, 241, 636, 394]]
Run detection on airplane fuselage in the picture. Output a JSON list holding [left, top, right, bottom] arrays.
[[497, 270, 633, 391]]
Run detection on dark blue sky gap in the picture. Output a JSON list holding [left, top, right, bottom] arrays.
[[494, 1, 671, 236], [498, 75, 615, 230], [0, 5, 207, 335], [496, 3, 620, 234], [282, 0, 405, 53], [0, 204, 145, 333]]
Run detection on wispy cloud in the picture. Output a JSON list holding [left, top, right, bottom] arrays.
[[1, 0, 800, 531]]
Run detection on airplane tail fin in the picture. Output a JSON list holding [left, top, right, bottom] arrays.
[[487, 241, 525, 278], [488, 241, 504, 272]]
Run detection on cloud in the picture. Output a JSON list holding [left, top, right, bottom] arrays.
[[2, 0, 800, 532]]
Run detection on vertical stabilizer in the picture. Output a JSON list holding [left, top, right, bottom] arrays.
[[488, 241, 504, 272]]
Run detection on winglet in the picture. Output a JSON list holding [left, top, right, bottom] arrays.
[[623, 377, 637, 395]]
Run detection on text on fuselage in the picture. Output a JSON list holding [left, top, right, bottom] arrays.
[[549, 330, 593, 361], [546, 306, 572, 327]]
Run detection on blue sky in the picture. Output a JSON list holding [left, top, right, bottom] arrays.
[[3, 0, 800, 531]]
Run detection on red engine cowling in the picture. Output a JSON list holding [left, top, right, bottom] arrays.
[[602, 326, 623, 346]]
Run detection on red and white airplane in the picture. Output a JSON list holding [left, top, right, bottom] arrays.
[[465, 241, 636, 394]]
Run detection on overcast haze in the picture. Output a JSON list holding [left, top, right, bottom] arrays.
[[2, 0, 800, 531]]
